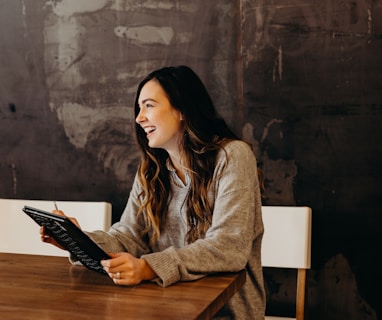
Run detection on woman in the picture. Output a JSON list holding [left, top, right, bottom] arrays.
[[42, 66, 266, 319]]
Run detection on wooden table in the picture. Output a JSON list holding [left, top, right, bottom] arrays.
[[0, 253, 245, 319]]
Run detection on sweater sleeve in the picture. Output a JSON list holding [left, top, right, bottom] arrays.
[[141, 140, 263, 287]]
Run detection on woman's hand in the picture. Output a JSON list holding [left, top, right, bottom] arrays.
[[101, 252, 156, 286], [39, 210, 81, 250]]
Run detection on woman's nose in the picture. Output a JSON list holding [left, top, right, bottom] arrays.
[[135, 109, 146, 124]]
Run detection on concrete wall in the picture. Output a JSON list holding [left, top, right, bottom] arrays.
[[1, 1, 381, 319]]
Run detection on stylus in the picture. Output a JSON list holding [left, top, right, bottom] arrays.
[[53, 201, 59, 210]]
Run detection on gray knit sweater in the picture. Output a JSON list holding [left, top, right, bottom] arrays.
[[86, 140, 266, 319]]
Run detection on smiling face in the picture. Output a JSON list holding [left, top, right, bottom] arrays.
[[136, 79, 184, 155]]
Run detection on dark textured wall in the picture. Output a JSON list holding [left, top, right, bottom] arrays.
[[1, 1, 381, 319]]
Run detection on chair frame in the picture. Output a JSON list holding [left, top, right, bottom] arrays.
[[261, 206, 312, 320]]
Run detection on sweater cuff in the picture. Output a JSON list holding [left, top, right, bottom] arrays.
[[141, 248, 181, 287]]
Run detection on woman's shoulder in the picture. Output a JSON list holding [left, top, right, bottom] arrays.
[[221, 139, 255, 157], [216, 139, 257, 166]]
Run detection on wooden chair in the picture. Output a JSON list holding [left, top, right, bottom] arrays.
[[261, 206, 312, 320], [0, 199, 112, 256]]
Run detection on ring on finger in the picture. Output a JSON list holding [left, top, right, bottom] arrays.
[[115, 271, 121, 279]]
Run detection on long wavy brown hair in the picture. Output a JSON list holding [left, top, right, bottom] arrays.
[[134, 66, 257, 245]]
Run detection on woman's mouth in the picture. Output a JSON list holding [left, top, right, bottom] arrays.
[[144, 126, 156, 137]]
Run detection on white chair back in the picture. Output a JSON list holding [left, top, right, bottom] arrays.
[[261, 206, 311, 269], [0, 199, 112, 257]]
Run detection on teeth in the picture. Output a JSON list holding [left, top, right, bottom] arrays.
[[144, 126, 155, 133]]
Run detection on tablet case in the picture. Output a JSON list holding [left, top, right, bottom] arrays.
[[22, 205, 110, 274]]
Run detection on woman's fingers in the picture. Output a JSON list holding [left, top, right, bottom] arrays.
[[39, 226, 65, 249], [52, 210, 81, 229], [101, 253, 154, 286]]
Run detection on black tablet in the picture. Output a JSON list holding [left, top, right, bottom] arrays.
[[22, 205, 110, 274]]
